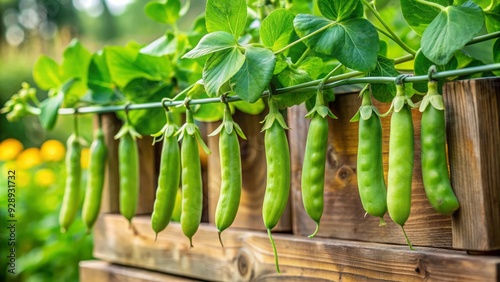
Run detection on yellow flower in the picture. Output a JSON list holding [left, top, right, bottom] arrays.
[[40, 139, 66, 162], [34, 168, 56, 187], [16, 148, 42, 169], [81, 148, 90, 169], [16, 169, 30, 188], [0, 138, 24, 161]]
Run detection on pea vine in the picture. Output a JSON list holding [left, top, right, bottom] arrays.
[[2, 0, 500, 135]]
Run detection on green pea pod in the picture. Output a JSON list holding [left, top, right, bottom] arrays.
[[210, 104, 246, 246], [115, 128, 140, 225], [351, 91, 387, 223], [177, 107, 211, 247], [151, 111, 180, 239], [387, 85, 414, 228], [301, 91, 335, 238], [59, 133, 82, 233], [82, 127, 108, 233], [387, 85, 415, 249], [420, 81, 459, 214], [261, 97, 291, 273]]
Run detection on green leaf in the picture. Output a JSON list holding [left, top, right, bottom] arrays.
[[335, 19, 380, 72], [39, 79, 77, 130], [205, 0, 247, 36], [61, 39, 92, 81], [421, 1, 484, 65], [400, 0, 453, 35], [317, 0, 363, 21], [183, 31, 237, 58], [140, 33, 177, 56], [298, 57, 324, 79], [232, 98, 265, 115], [60, 39, 92, 105], [193, 101, 225, 122], [105, 46, 172, 88], [144, 0, 181, 25], [276, 68, 315, 108], [202, 47, 245, 97], [229, 47, 275, 103], [294, 16, 379, 72], [485, 3, 500, 33], [494, 39, 500, 76], [87, 51, 115, 103], [413, 49, 458, 93], [33, 55, 62, 90], [369, 56, 400, 102], [260, 9, 295, 51]]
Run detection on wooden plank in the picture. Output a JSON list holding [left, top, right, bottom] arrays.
[[288, 94, 453, 248], [100, 113, 121, 213], [207, 110, 292, 231], [136, 136, 156, 215], [93, 214, 500, 281], [444, 78, 500, 251], [80, 260, 195, 282]]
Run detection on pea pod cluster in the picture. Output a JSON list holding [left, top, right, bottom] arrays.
[[209, 103, 246, 246], [261, 97, 291, 273], [351, 90, 387, 225], [301, 90, 336, 237], [176, 106, 211, 247], [114, 114, 142, 226], [419, 80, 459, 215], [82, 125, 108, 233], [151, 109, 180, 240]]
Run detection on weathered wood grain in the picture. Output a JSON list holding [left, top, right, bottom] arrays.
[[444, 78, 500, 251], [288, 94, 453, 248], [93, 214, 500, 282], [80, 260, 195, 282], [207, 110, 292, 231]]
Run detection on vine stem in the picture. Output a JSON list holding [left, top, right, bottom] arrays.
[[273, 21, 337, 55], [361, 0, 417, 56], [414, 0, 446, 11], [292, 47, 311, 67], [49, 63, 500, 115]]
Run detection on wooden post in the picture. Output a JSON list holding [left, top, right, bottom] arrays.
[[444, 78, 500, 251], [99, 113, 121, 213], [207, 110, 292, 231]]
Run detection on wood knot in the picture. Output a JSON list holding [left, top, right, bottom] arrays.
[[238, 252, 249, 276], [332, 165, 354, 190], [239, 139, 257, 167]]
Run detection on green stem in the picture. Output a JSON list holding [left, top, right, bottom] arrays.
[[466, 31, 500, 45], [362, 0, 417, 55], [414, 0, 446, 11], [292, 47, 311, 67], [73, 113, 79, 137], [375, 26, 397, 41], [274, 21, 336, 55]]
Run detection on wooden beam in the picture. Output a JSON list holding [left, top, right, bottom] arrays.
[[93, 214, 500, 281], [288, 95, 452, 248], [80, 260, 195, 282], [444, 78, 500, 251]]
